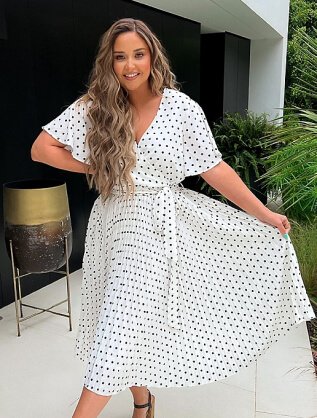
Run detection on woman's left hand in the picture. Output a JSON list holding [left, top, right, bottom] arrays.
[[256, 209, 291, 236], [200, 162, 291, 237]]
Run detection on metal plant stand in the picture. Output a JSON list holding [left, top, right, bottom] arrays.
[[9, 235, 72, 337], [3, 178, 73, 337]]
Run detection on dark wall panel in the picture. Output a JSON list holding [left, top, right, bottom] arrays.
[[1, 0, 200, 307], [200, 33, 225, 123], [224, 33, 250, 116], [200, 32, 250, 125], [224, 35, 240, 114], [189, 31, 250, 198], [161, 13, 200, 101], [236, 35, 250, 114], [0, 0, 7, 40]]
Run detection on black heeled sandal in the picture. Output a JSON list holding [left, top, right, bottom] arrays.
[[133, 389, 155, 418]]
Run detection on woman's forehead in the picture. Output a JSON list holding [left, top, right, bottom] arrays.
[[113, 32, 148, 52]]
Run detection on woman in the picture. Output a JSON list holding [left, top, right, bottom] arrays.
[[31, 18, 315, 418]]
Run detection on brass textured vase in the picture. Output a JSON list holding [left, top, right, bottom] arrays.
[[3, 179, 72, 274]]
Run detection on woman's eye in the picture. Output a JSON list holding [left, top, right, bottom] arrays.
[[135, 52, 144, 58], [114, 55, 125, 61]]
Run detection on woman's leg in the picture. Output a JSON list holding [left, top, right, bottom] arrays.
[[129, 385, 149, 403], [72, 386, 112, 418], [72, 385, 150, 418], [130, 386, 151, 418]]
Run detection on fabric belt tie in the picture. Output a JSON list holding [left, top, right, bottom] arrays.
[[112, 184, 184, 331], [152, 185, 184, 331]]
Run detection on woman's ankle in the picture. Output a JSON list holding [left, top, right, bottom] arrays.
[[129, 385, 149, 404]]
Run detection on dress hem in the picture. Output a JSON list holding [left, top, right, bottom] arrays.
[[77, 315, 315, 397]]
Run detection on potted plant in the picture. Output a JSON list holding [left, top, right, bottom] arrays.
[[198, 111, 277, 206]]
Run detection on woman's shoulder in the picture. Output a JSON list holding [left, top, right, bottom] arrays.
[[55, 96, 92, 128], [163, 88, 197, 110], [71, 96, 92, 114]]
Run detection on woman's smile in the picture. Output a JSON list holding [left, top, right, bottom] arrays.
[[124, 72, 140, 80]]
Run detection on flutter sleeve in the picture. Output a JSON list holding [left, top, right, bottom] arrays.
[[182, 98, 222, 176], [42, 98, 91, 163]]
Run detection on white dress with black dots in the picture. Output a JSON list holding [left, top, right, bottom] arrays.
[[43, 87, 316, 396]]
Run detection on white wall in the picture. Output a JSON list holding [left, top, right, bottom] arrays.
[[241, 0, 290, 37], [242, 0, 290, 120], [134, 0, 286, 39], [248, 3, 290, 120], [248, 38, 288, 121], [134, 0, 290, 120]]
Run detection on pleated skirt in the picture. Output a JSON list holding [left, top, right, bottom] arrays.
[[74, 187, 316, 395]]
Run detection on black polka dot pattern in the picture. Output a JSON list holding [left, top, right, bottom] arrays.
[[42, 88, 316, 396], [42, 99, 91, 163]]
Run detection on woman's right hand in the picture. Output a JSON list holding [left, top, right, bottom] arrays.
[[31, 130, 92, 174]]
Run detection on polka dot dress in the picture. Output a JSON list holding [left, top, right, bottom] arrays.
[[42, 88, 316, 396]]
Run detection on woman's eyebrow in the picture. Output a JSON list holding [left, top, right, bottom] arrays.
[[113, 48, 147, 53]]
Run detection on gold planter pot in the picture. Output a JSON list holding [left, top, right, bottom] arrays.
[[3, 179, 73, 336], [3, 179, 72, 273]]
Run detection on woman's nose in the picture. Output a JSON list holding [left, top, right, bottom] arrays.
[[124, 57, 135, 70]]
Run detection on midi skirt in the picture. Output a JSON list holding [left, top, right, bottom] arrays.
[[74, 183, 316, 396]]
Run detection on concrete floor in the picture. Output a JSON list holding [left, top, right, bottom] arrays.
[[0, 270, 317, 418]]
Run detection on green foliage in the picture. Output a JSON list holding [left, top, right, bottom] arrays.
[[260, 26, 317, 222], [288, 0, 317, 39], [260, 108, 317, 221], [199, 111, 276, 204], [289, 220, 317, 304], [290, 27, 317, 103], [288, 219, 317, 350], [286, 0, 317, 107]]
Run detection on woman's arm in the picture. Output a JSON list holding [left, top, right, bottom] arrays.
[[31, 130, 93, 174], [200, 161, 290, 236]]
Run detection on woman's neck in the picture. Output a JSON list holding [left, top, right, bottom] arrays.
[[128, 85, 156, 109]]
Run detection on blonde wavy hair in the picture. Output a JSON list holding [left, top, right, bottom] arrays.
[[80, 18, 180, 204]]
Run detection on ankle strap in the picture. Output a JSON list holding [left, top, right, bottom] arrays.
[[134, 390, 152, 409]]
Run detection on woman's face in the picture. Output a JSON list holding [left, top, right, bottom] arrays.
[[113, 31, 151, 93]]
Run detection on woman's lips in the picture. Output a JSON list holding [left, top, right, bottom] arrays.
[[124, 73, 139, 80]]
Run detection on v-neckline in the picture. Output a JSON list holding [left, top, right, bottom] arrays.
[[134, 88, 166, 147]]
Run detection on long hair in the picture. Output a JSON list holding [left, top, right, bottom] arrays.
[[80, 18, 179, 204]]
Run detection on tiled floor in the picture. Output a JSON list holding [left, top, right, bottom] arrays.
[[1, 270, 317, 418]]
